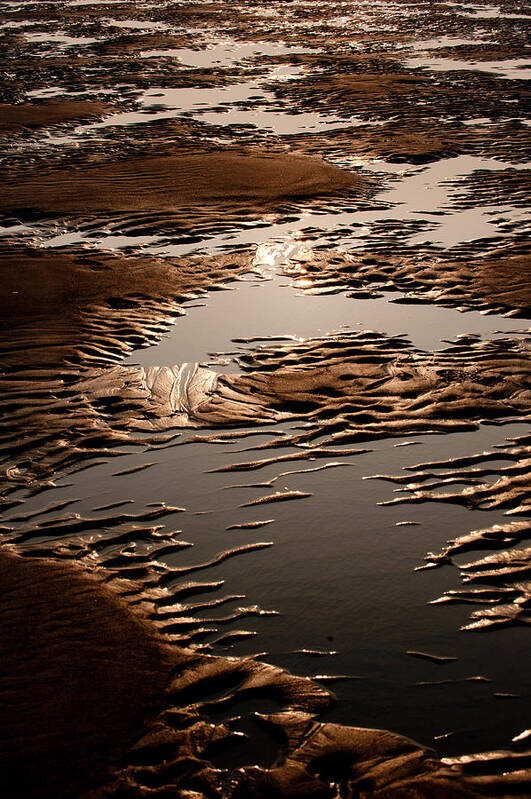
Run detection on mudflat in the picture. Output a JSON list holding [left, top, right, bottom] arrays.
[[0, 0, 530, 796]]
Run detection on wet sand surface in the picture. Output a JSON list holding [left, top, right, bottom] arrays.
[[0, 0, 530, 797]]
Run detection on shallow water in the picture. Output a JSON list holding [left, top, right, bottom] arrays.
[[404, 56, 531, 80], [8, 418, 529, 755], [74, 68, 357, 135], [124, 270, 526, 369], [141, 40, 321, 67], [23, 32, 101, 45]]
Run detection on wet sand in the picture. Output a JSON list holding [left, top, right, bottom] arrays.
[[1, 550, 527, 799], [0, 151, 363, 214], [0, 101, 110, 132], [0, 550, 173, 798]]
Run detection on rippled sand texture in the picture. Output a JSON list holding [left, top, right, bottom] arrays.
[[1, 550, 528, 799], [0, 0, 530, 797], [0, 151, 364, 213], [373, 434, 530, 630], [0, 244, 253, 493]]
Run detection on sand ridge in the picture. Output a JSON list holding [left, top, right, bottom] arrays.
[[0, 101, 110, 133], [0, 150, 364, 214]]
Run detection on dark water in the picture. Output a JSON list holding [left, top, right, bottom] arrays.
[[10, 415, 530, 755]]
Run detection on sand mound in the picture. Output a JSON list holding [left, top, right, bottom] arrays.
[[0, 151, 362, 214], [0, 102, 109, 132], [0, 550, 173, 798]]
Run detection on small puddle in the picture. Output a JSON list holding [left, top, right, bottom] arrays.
[[141, 39, 321, 67], [83, 68, 356, 135], [106, 18, 172, 31], [446, 4, 530, 19], [23, 32, 101, 46]]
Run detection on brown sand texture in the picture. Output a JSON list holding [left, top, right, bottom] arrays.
[[0, 151, 362, 213], [0, 102, 110, 132], [0, 550, 173, 799], [1, 547, 527, 799]]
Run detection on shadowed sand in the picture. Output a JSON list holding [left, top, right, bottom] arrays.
[[0, 549, 173, 799], [0, 151, 362, 214], [0, 102, 110, 133]]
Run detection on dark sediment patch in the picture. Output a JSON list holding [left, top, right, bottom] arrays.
[[0, 548, 173, 799], [0, 150, 363, 215], [0, 101, 110, 133]]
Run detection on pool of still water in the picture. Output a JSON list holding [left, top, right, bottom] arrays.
[[9, 256, 529, 756], [10, 410, 530, 756]]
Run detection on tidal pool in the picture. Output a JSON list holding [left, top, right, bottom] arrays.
[[123, 267, 526, 368], [0, 0, 529, 793], [7, 416, 529, 756]]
